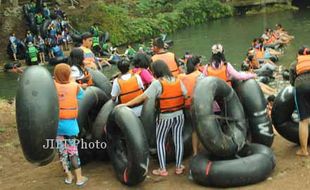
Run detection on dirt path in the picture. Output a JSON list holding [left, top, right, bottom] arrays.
[[0, 100, 310, 190]]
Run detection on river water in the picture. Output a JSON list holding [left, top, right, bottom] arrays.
[[1, 10, 310, 99]]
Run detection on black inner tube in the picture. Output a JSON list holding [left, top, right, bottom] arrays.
[[192, 77, 247, 157]]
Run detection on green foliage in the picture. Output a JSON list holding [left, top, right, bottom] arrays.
[[246, 4, 298, 15], [71, 0, 233, 45]]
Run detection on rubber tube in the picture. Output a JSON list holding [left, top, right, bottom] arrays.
[[190, 143, 275, 187], [271, 86, 310, 144], [233, 79, 274, 146], [77, 86, 109, 137], [107, 106, 149, 186], [48, 56, 68, 66], [16, 66, 58, 165], [192, 77, 247, 157], [87, 68, 112, 97]]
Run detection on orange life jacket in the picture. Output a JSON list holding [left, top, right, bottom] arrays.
[[55, 81, 79, 120], [296, 55, 310, 75], [158, 78, 184, 113], [152, 52, 180, 77], [179, 70, 201, 109], [76, 69, 94, 86], [255, 48, 265, 60], [249, 59, 260, 70], [118, 74, 143, 104], [206, 63, 231, 86]]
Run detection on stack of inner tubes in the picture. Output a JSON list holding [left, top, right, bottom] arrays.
[[271, 86, 310, 144], [77, 86, 110, 164], [190, 77, 276, 187]]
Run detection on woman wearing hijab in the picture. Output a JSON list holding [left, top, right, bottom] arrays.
[[54, 64, 88, 186]]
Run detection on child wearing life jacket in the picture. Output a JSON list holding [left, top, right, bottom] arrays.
[[131, 52, 154, 88], [68, 48, 94, 89], [118, 60, 187, 176], [54, 64, 88, 187], [111, 59, 144, 116]]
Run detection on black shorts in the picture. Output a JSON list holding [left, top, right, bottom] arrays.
[[295, 73, 310, 120]]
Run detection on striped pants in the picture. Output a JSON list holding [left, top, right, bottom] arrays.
[[156, 114, 184, 170]]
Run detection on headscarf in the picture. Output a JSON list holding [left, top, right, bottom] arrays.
[[54, 63, 71, 84]]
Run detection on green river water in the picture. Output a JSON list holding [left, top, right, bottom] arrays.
[[1, 10, 310, 99]]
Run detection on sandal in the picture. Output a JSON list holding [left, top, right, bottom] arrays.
[[152, 168, 168, 176], [76, 176, 88, 187], [175, 165, 185, 175], [64, 177, 73, 184]]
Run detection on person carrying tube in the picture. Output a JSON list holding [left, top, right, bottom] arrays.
[[178, 56, 205, 156], [293, 46, 310, 156], [80, 32, 110, 70], [26, 42, 39, 65], [151, 37, 183, 77], [117, 60, 187, 176], [54, 63, 88, 187], [68, 48, 94, 89], [203, 44, 256, 85], [111, 59, 144, 117], [131, 52, 154, 89]]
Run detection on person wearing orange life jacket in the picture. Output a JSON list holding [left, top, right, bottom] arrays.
[[80, 32, 110, 70], [111, 59, 144, 117], [131, 52, 154, 88], [68, 48, 94, 89], [54, 64, 88, 187], [118, 60, 187, 176], [294, 46, 310, 156], [178, 56, 203, 156], [203, 44, 256, 85], [151, 37, 182, 77]]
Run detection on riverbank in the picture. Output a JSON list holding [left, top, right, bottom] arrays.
[[1, 98, 310, 189]]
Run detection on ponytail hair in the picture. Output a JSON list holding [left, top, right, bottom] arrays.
[[186, 56, 200, 74], [210, 53, 226, 68]]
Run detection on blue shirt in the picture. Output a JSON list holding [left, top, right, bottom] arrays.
[[57, 87, 84, 136], [52, 45, 64, 57]]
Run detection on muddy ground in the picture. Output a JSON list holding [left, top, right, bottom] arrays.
[[0, 99, 310, 190]]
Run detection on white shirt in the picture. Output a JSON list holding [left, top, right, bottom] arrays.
[[111, 73, 144, 116], [71, 65, 84, 80]]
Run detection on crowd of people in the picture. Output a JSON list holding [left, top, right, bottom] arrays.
[[8, 1, 71, 66], [4, 2, 310, 186]]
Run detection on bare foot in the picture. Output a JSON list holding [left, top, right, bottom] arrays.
[[296, 149, 309, 157]]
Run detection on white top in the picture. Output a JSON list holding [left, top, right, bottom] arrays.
[[71, 65, 84, 80], [111, 73, 144, 116]]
